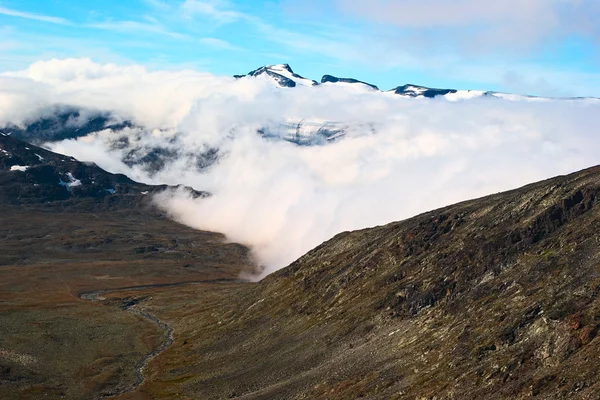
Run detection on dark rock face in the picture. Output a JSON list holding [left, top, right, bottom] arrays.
[[321, 75, 380, 91], [391, 84, 458, 98], [122, 146, 180, 175], [195, 147, 219, 171], [251, 67, 297, 87], [0, 134, 205, 206]]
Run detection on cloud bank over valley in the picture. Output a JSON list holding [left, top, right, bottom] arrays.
[[1, 58, 599, 277]]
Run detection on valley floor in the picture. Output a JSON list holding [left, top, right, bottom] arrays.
[[0, 205, 253, 399]]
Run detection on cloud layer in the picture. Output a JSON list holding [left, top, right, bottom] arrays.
[[331, 0, 600, 50], [2, 58, 600, 278]]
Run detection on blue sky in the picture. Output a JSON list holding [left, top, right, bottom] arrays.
[[0, 0, 599, 96]]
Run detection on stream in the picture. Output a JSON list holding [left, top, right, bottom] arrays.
[[79, 278, 247, 396]]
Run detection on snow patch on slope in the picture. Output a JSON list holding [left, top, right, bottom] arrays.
[[59, 172, 82, 189], [268, 64, 316, 87]]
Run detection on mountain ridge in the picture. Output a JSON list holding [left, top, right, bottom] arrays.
[[0, 133, 205, 206], [234, 63, 600, 100]]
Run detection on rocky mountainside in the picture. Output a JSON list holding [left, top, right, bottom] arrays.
[[0, 133, 203, 206], [115, 165, 600, 399], [390, 83, 460, 98]]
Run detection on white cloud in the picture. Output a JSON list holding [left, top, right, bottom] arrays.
[[335, 0, 558, 28], [177, 0, 366, 62], [181, 0, 247, 24], [330, 0, 600, 49], [2, 58, 600, 280], [89, 19, 189, 40], [199, 37, 241, 51], [0, 6, 70, 25]]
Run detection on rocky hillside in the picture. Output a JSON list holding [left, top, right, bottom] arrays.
[[123, 165, 600, 399], [0, 133, 203, 206]]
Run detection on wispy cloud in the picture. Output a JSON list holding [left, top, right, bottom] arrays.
[[199, 37, 241, 51], [255, 22, 363, 62], [89, 19, 189, 40], [0, 4, 188, 40], [0, 6, 70, 25], [181, 0, 248, 24], [318, 0, 600, 51], [142, 0, 173, 11], [176, 0, 370, 63]]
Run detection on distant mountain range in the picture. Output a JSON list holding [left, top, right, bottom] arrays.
[[233, 64, 600, 101], [1, 63, 598, 177]]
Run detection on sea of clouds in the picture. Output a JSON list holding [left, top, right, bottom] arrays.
[[1, 58, 599, 278]]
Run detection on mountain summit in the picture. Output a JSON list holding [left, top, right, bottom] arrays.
[[234, 64, 317, 87], [235, 64, 600, 101]]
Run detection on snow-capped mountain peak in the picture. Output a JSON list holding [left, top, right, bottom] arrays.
[[235, 64, 600, 103], [2, 63, 597, 181], [235, 64, 317, 87]]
